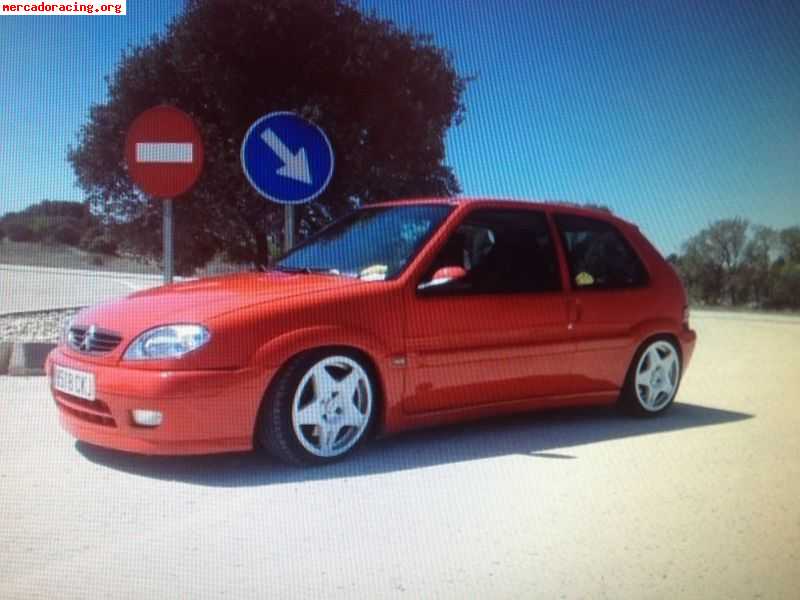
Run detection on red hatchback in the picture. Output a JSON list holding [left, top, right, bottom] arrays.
[[47, 198, 696, 465]]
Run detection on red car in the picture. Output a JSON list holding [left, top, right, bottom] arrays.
[[47, 198, 696, 465]]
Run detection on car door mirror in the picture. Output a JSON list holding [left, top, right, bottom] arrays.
[[418, 266, 467, 290]]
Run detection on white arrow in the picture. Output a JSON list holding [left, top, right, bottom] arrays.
[[260, 128, 312, 185]]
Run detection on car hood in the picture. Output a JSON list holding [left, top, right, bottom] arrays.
[[75, 271, 361, 338]]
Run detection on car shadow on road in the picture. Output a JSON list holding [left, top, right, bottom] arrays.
[[76, 402, 751, 487]]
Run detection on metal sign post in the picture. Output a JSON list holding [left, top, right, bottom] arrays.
[[163, 198, 174, 284], [284, 204, 295, 252], [124, 105, 204, 286]]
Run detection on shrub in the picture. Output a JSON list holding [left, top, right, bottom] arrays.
[[52, 224, 82, 246], [5, 223, 39, 242], [80, 227, 118, 256], [768, 263, 800, 309]]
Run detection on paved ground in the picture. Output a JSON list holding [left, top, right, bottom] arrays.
[[0, 314, 798, 599], [0, 264, 164, 314]]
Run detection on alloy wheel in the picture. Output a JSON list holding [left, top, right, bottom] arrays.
[[634, 340, 680, 412], [291, 355, 373, 458]]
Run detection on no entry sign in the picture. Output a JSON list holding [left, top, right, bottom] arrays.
[[124, 106, 204, 198]]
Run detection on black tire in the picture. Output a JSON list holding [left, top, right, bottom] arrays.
[[619, 336, 682, 417], [257, 349, 377, 466]]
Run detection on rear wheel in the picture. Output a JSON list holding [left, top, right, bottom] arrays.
[[620, 337, 681, 416], [258, 351, 375, 465]]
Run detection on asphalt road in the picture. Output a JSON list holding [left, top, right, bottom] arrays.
[[1, 313, 798, 599], [0, 264, 164, 314]]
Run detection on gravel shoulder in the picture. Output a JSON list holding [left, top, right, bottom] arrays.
[[0, 308, 80, 343]]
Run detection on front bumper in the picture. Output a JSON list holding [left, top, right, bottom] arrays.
[[46, 347, 271, 455]]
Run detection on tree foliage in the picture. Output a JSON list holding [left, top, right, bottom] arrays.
[[779, 226, 800, 263], [678, 218, 749, 304], [68, 0, 469, 273], [673, 218, 800, 310], [0, 200, 98, 246]]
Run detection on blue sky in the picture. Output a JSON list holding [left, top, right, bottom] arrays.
[[1, 0, 798, 254]]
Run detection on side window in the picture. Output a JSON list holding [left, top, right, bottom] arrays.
[[420, 209, 561, 294], [554, 214, 648, 290]]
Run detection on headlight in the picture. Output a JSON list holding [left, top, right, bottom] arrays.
[[123, 325, 211, 360]]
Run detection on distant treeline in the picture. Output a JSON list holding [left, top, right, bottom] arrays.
[[668, 218, 799, 310], [0, 200, 117, 255]]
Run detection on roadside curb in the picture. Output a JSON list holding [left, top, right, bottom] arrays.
[[2, 342, 55, 376]]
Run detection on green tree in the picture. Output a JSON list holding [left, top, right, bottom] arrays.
[[740, 225, 777, 306], [678, 218, 749, 305], [707, 218, 749, 304], [770, 261, 800, 309], [0, 200, 95, 246], [766, 227, 800, 310], [52, 224, 83, 246], [679, 230, 724, 304], [16, 200, 90, 221], [68, 0, 469, 273], [4, 223, 39, 242], [779, 226, 800, 263], [79, 226, 119, 256]]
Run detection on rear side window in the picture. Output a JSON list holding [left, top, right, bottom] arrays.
[[554, 214, 648, 290]]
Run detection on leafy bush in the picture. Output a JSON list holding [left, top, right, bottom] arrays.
[[78, 225, 118, 255], [5, 223, 40, 242], [81, 235, 118, 256], [768, 263, 800, 309], [51, 224, 82, 246]]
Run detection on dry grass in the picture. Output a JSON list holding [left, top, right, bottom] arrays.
[[0, 240, 160, 274]]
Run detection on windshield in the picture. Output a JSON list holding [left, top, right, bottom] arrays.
[[276, 204, 453, 281]]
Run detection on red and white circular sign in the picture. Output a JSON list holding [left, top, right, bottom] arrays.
[[124, 105, 204, 199]]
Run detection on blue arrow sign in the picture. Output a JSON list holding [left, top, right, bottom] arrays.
[[240, 112, 335, 205]]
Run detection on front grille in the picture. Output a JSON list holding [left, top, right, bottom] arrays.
[[68, 325, 123, 354]]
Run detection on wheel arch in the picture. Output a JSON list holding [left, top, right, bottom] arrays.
[[628, 319, 684, 362]]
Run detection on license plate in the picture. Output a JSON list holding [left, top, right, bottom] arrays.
[[53, 365, 96, 402]]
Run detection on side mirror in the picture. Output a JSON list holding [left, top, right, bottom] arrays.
[[418, 266, 467, 290]]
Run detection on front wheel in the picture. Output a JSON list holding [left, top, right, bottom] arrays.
[[258, 351, 376, 465], [620, 337, 682, 416]]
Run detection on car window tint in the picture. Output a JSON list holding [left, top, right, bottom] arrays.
[[423, 209, 561, 294], [554, 214, 648, 289]]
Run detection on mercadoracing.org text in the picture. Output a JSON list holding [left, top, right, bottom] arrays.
[[1, 1, 126, 14]]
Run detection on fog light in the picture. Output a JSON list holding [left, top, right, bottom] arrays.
[[131, 410, 163, 427]]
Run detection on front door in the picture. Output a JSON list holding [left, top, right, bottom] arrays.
[[403, 208, 575, 414]]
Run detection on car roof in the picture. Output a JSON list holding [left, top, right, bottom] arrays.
[[368, 196, 636, 228]]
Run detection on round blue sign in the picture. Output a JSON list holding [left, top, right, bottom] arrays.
[[240, 112, 335, 204]]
